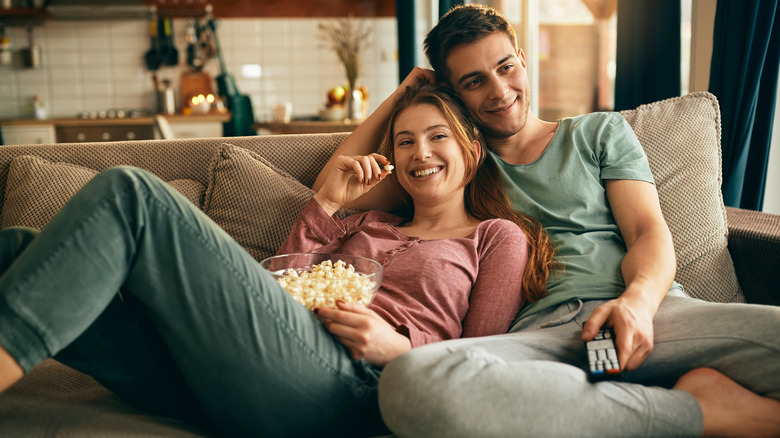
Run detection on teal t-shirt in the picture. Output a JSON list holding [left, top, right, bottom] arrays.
[[490, 112, 672, 321]]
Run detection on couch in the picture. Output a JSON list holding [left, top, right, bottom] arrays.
[[0, 92, 777, 437]]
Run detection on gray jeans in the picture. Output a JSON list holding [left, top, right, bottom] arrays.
[[0, 167, 385, 438], [378, 293, 780, 437]]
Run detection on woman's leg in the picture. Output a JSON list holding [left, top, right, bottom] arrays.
[[0, 228, 39, 392], [0, 167, 385, 437]]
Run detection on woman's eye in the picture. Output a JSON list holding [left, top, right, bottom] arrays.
[[432, 134, 447, 140], [396, 139, 412, 147]]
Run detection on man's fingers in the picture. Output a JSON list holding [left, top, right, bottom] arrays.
[[582, 309, 608, 341]]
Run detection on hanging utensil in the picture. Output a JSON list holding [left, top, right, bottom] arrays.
[[185, 18, 201, 70], [205, 7, 255, 136], [163, 18, 179, 66], [144, 12, 161, 71], [21, 24, 42, 69]]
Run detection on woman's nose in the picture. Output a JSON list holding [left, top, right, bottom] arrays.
[[412, 141, 432, 160]]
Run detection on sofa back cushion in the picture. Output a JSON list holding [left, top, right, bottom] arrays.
[[0, 155, 205, 230], [620, 92, 744, 302], [202, 144, 354, 263]]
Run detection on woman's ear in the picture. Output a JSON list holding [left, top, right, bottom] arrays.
[[473, 140, 482, 160]]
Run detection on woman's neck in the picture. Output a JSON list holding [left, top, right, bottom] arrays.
[[398, 199, 482, 239]]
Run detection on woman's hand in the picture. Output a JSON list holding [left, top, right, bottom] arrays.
[[316, 301, 411, 366], [313, 153, 393, 216]]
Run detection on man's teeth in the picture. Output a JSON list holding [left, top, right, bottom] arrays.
[[413, 168, 440, 178]]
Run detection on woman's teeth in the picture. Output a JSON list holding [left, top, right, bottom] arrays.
[[413, 167, 440, 178]]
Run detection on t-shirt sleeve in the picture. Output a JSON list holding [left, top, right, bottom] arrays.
[[598, 113, 654, 184], [460, 219, 528, 337], [276, 198, 346, 255]]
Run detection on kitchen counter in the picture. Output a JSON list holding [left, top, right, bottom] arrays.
[[0, 113, 232, 127], [253, 120, 361, 134], [1, 113, 233, 144]]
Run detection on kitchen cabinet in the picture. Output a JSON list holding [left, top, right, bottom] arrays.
[[0, 6, 47, 25], [164, 113, 230, 138], [150, 0, 394, 18], [1, 123, 56, 145]]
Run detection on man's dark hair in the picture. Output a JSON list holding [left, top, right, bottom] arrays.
[[424, 3, 518, 84]]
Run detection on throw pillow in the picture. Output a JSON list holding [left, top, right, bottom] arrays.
[[619, 92, 745, 303], [203, 144, 349, 262], [1, 155, 206, 230]]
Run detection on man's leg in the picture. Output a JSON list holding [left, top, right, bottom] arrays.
[[0, 167, 385, 437], [379, 297, 780, 437]]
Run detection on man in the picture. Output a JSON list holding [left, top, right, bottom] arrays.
[[314, 4, 780, 437]]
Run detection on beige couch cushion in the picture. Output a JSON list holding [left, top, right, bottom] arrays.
[[202, 144, 355, 263], [203, 144, 317, 262], [620, 92, 744, 302], [0, 155, 205, 230]]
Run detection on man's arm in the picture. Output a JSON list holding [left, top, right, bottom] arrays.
[[312, 67, 434, 211], [582, 179, 676, 371]]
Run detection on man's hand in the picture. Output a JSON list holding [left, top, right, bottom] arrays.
[[316, 301, 412, 366], [399, 67, 436, 91], [313, 154, 393, 216], [582, 294, 655, 371]]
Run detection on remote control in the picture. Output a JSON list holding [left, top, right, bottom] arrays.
[[585, 328, 622, 381]]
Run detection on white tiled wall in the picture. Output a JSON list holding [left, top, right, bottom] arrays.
[[0, 17, 399, 121]]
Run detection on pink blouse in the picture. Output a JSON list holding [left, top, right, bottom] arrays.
[[277, 199, 528, 347]]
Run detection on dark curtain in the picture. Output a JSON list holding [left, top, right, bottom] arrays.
[[614, 0, 681, 111], [396, 1, 463, 84], [396, 1, 417, 83], [709, 0, 780, 210], [439, 0, 463, 17]]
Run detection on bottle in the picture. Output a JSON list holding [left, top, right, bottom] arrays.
[[33, 95, 46, 119]]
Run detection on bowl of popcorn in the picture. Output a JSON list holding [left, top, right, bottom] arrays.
[[260, 253, 382, 311]]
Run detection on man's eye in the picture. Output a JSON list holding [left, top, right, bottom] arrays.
[[502, 63, 514, 72], [465, 78, 482, 88]]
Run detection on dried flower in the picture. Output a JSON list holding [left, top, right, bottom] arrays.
[[318, 16, 372, 88]]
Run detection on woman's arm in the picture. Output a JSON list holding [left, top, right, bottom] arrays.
[[316, 302, 411, 366], [461, 221, 529, 337], [312, 67, 434, 212]]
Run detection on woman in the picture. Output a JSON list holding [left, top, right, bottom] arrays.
[[0, 83, 555, 437]]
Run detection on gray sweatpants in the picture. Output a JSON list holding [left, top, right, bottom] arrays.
[[378, 292, 780, 437]]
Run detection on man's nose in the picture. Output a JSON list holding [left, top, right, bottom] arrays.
[[486, 75, 509, 101]]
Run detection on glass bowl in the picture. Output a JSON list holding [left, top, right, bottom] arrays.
[[260, 253, 382, 311]]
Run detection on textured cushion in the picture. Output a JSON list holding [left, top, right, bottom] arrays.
[[203, 144, 318, 262], [0, 155, 205, 230], [619, 92, 744, 302], [0, 359, 210, 437]]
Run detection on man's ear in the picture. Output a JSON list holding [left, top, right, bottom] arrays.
[[518, 48, 527, 68]]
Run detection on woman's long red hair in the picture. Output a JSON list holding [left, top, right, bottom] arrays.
[[382, 82, 559, 302]]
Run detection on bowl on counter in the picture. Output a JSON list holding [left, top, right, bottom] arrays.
[[260, 253, 382, 311], [318, 106, 344, 121]]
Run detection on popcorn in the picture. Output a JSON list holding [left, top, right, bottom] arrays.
[[276, 259, 377, 311], [383, 164, 394, 172]]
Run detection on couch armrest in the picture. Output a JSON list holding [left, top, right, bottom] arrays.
[[726, 206, 780, 306]]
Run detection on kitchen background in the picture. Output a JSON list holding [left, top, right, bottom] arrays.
[[0, 15, 399, 121]]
